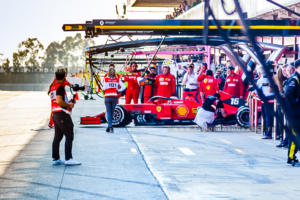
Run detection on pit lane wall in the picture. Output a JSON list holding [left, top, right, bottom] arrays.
[[176, 0, 299, 19], [0, 72, 54, 91]]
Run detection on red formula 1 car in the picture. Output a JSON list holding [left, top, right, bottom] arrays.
[[80, 90, 251, 127]]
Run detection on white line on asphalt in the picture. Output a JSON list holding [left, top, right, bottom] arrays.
[[234, 148, 245, 154], [130, 148, 138, 154], [178, 147, 196, 156], [219, 138, 232, 145]]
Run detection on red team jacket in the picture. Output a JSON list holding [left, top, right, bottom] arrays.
[[224, 74, 244, 98], [200, 76, 219, 98], [155, 73, 176, 98], [124, 72, 141, 90]]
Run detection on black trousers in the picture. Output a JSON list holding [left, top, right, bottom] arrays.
[[52, 112, 74, 160]]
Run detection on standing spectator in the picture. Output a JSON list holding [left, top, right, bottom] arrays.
[[256, 66, 275, 139], [199, 70, 219, 101], [277, 64, 296, 147], [123, 62, 141, 104], [274, 65, 288, 144], [224, 66, 244, 98], [103, 67, 126, 133], [285, 59, 300, 165], [215, 69, 225, 90], [182, 64, 198, 100], [183, 64, 198, 91], [155, 66, 176, 98]]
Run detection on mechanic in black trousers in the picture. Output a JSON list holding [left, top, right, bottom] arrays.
[[284, 59, 300, 165], [49, 68, 81, 166]]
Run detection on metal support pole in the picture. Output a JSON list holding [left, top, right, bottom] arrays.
[[255, 97, 258, 133]]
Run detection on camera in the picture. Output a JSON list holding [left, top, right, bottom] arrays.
[[71, 84, 85, 91]]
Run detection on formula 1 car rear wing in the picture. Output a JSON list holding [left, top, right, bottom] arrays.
[[62, 19, 300, 38]]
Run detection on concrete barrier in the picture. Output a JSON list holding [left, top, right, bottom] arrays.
[[0, 72, 54, 91]]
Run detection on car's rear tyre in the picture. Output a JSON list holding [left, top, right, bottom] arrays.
[[236, 106, 249, 128], [111, 105, 131, 127]]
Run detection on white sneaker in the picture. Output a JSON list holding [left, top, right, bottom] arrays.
[[53, 159, 64, 166], [64, 158, 81, 166]]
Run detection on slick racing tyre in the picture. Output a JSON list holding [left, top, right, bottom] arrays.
[[111, 105, 131, 127], [236, 106, 250, 128]]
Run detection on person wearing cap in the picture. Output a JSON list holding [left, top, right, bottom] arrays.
[[49, 68, 81, 166], [284, 59, 300, 165], [142, 66, 157, 103], [223, 66, 244, 98], [123, 62, 141, 104], [155, 65, 176, 98], [194, 94, 218, 131]]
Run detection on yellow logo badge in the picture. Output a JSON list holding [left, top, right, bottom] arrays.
[[206, 85, 211, 90], [156, 106, 162, 113], [192, 108, 197, 115], [176, 106, 188, 117]]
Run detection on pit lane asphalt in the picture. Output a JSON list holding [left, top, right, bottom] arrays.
[[0, 94, 300, 200]]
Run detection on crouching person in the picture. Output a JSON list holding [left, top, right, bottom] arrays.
[[194, 95, 218, 131], [49, 68, 81, 166]]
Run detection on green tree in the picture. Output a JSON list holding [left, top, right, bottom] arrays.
[[42, 33, 95, 71], [13, 38, 44, 72], [0, 53, 10, 72], [42, 41, 62, 72]]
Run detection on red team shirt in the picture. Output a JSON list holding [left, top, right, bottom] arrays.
[[155, 73, 176, 98], [200, 76, 219, 98], [224, 74, 244, 98]]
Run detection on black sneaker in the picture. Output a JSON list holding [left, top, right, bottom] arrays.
[[287, 158, 297, 166], [276, 143, 287, 148], [262, 136, 272, 139], [294, 156, 299, 163], [106, 127, 110, 133]]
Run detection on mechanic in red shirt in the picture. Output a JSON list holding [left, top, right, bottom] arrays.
[[199, 69, 219, 101], [223, 66, 244, 98], [143, 66, 157, 102], [197, 63, 208, 82], [155, 66, 176, 98], [123, 62, 141, 104]]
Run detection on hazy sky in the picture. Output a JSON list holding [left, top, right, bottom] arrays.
[[0, 0, 118, 59], [0, 0, 171, 60]]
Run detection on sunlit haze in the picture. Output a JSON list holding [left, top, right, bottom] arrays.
[[0, 0, 169, 60]]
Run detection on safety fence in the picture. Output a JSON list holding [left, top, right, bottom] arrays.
[[249, 94, 285, 140]]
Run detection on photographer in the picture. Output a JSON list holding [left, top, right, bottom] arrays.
[[49, 68, 81, 166]]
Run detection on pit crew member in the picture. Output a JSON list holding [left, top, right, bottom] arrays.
[[142, 66, 157, 103], [155, 66, 176, 98], [199, 70, 219, 101], [123, 62, 141, 104], [223, 66, 244, 98]]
